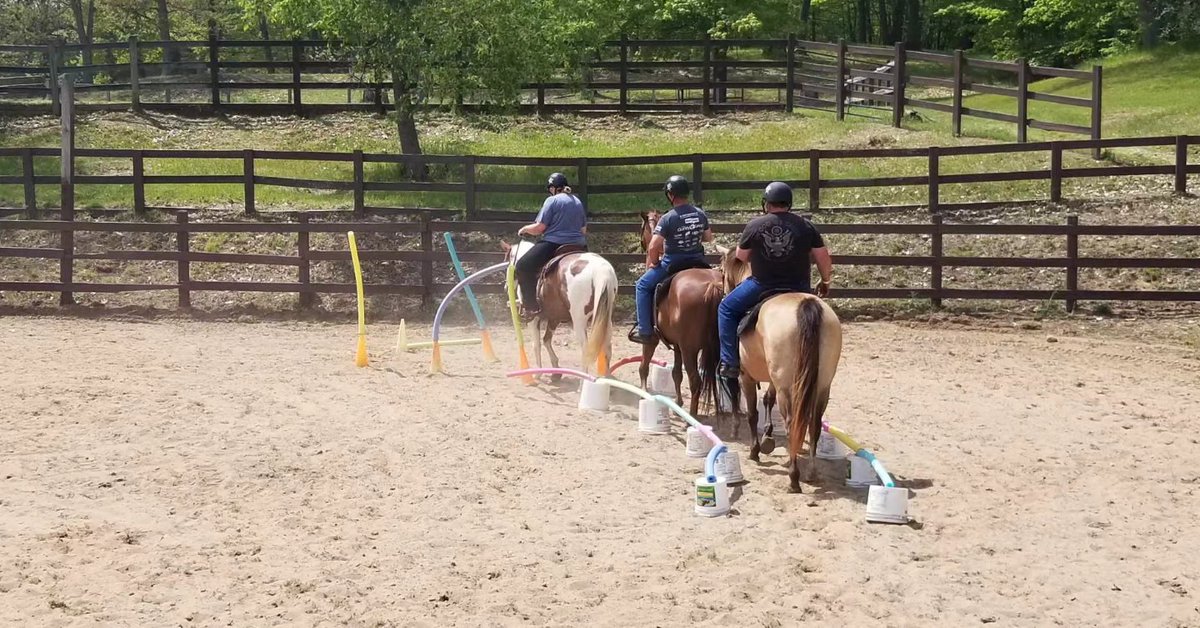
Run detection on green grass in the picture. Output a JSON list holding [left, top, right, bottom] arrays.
[[1, 47, 1196, 214]]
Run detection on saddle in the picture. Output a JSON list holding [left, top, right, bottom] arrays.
[[650, 257, 713, 346], [537, 244, 588, 280], [736, 287, 802, 337]]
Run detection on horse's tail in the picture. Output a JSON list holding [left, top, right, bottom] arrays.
[[584, 263, 617, 373], [788, 297, 829, 461], [698, 278, 723, 412]]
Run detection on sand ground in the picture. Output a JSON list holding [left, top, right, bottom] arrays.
[[2, 315, 1199, 627]]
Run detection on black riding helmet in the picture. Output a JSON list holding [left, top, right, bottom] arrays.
[[664, 175, 690, 199], [547, 172, 569, 189], [762, 181, 793, 207]]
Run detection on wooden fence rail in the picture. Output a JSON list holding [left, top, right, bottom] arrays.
[[1, 135, 1193, 219], [0, 36, 1101, 143], [2, 213, 1199, 311]]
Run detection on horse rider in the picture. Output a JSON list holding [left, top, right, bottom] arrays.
[[628, 175, 714, 344], [716, 181, 833, 379], [515, 172, 588, 319]]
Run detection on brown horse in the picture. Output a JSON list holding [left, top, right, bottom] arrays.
[[502, 239, 618, 376], [636, 211, 723, 417], [717, 245, 843, 493]]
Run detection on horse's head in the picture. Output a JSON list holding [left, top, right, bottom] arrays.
[[715, 244, 749, 293], [639, 211, 659, 252], [501, 239, 534, 265]]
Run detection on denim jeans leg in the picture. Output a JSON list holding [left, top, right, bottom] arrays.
[[717, 277, 763, 367], [634, 262, 671, 336]]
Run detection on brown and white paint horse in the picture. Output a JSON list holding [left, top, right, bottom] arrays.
[[502, 240, 618, 376]]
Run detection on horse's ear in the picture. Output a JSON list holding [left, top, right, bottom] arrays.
[[500, 240, 511, 252], [714, 244, 730, 257]]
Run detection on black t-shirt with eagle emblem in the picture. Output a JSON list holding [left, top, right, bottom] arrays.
[[737, 211, 826, 289]]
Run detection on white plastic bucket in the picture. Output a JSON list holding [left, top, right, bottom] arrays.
[[816, 430, 849, 460], [637, 398, 671, 434], [577, 380, 610, 412], [715, 449, 744, 484], [694, 475, 730, 517], [865, 485, 909, 524], [845, 454, 881, 488], [685, 425, 713, 458], [648, 363, 675, 395]]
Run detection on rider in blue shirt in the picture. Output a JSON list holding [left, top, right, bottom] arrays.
[[629, 175, 714, 344], [515, 172, 588, 318]]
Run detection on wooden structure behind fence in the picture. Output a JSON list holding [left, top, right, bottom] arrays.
[[0, 36, 1101, 144], [0, 135, 1192, 219], [2, 212, 1199, 312]]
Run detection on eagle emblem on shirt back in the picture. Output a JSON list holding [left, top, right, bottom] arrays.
[[761, 225, 794, 259]]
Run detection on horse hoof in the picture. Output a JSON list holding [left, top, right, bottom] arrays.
[[788, 484, 803, 494], [550, 374, 562, 383], [760, 436, 776, 455]]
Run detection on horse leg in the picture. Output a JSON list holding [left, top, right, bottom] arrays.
[[760, 385, 778, 455], [671, 346, 684, 407], [743, 376, 762, 462], [543, 320, 562, 382], [532, 317, 544, 369], [683, 346, 702, 419], [776, 388, 803, 493], [638, 337, 658, 390]]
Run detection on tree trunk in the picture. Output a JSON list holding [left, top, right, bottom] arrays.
[[1139, 0, 1161, 47], [889, 0, 905, 43], [878, 0, 892, 44], [904, 0, 922, 49], [258, 13, 273, 72], [856, 0, 871, 42], [391, 70, 427, 181], [69, 0, 95, 67], [156, 0, 179, 65]]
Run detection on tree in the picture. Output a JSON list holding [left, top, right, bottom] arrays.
[[243, 0, 605, 170]]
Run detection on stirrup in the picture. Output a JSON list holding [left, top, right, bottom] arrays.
[[627, 326, 656, 345]]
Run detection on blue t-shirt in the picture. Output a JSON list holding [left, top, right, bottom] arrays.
[[535, 193, 587, 246], [653, 204, 709, 257]]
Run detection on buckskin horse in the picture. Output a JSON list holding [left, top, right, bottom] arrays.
[[636, 211, 723, 417], [716, 244, 843, 493], [502, 239, 618, 377]]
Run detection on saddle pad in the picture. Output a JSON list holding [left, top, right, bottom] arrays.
[[539, 245, 588, 279]]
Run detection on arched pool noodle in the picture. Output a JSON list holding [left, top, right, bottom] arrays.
[[608, 355, 668, 374], [505, 368, 725, 482], [432, 262, 511, 343], [823, 421, 895, 488]]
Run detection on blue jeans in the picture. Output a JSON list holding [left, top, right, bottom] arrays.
[[718, 278, 810, 368], [635, 255, 696, 336]]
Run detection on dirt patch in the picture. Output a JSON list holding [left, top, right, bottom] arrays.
[[1, 317, 1198, 625]]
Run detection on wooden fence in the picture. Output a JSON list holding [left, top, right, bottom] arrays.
[[0, 36, 1101, 143], [2, 212, 1199, 311], [1, 135, 1193, 219]]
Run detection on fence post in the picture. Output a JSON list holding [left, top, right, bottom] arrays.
[[129, 36, 140, 112], [21, 148, 36, 218], [464, 155, 477, 218], [291, 40, 303, 115], [692, 154, 704, 206], [420, 211, 433, 307], [1175, 136, 1188, 196], [133, 151, 146, 214], [1016, 58, 1028, 143], [808, 150, 820, 211], [952, 50, 964, 136], [892, 42, 906, 128], [176, 210, 191, 308], [1090, 66, 1102, 159], [353, 149, 365, 217], [1066, 215, 1079, 313], [577, 157, 589, 210], [298, 212, 313, 309], [537, 84, 546, 117], [243, 149, 255, 215], [619, 34, 629, 115], [208, 32, 220, 109], [785, 33, 796, 113], [60, 74, 74, 306], [48, 40, 62, 117], [702, 34, 712, 116], [1050, 142, 1063, 203], [931, 213, 943, 309], [927, 146, 939, 213], [835, 40, 846, 121]]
